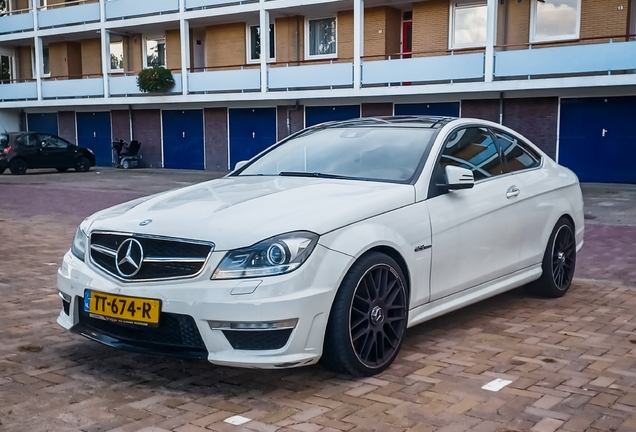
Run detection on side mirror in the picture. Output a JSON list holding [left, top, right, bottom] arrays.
[[234, 160, 249, 171], [445, 166, 475, 190]]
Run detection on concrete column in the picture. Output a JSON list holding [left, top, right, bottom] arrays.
[[99, 0, 105, 22], [180, 18, 190, 96], [34, 37, 42, 100], [259, 6, 269, 93], [101, 30, 110, 98], [353, 0, 364, 89], [484, 0, 498, 83]]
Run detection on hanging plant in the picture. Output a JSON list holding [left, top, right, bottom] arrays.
[[136, 65, 175, 93]]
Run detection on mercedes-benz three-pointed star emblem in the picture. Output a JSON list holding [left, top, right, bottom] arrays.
[[115, 238, 144, 278]]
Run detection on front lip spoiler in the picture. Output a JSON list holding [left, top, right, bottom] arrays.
[[71, 323, 209, 361]]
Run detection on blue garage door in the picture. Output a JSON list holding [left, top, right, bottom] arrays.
[[77, 112, 112, 166], [560, 97, 636, 184], [27, 113, 58, 135], [162, 110, 205, 170], [229, 108, 277, 169], [395, 102, 460, 117], [305, 105, 361, 127]]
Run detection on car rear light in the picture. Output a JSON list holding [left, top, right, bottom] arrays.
[[2, 146, 10, 155]]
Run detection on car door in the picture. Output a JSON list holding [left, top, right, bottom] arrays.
[[426, 126, 526, 301], [16, 133, 42, 167], [39, 134, 75, 168], [493, 128, 547, 270]]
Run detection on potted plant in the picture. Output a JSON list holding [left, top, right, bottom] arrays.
[[136, 65, 175, 93]]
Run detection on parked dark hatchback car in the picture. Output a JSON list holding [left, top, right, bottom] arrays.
[[0, 132, 95, 175]]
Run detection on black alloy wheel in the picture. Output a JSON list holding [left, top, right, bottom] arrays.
[[9, 159, 27, 175], [75, 157, 90, 172], [529, 217, 576, 298], [322, 252, 408, 376]]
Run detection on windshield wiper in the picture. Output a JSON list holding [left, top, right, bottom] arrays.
[[279, 171, 357, 180]]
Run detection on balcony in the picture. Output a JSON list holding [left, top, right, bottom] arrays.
[[105, 0, 179, 20], [41, 76, 104, 99], [268, 61, 354, 91], [38, 1, 100, 28], [0, 10, 34, 34], [185, 0, 255, 9], [361, 50, 485, 87], [188, 67, 260, 93], [109, 72, 183, 96], [0, 80, 38, 101], [495, 37, 636, 79]]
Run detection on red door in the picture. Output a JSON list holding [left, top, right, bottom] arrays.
[[402, 21, 412, 59]]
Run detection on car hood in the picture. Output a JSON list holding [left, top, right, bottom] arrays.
[[87, 176, 415, 251]]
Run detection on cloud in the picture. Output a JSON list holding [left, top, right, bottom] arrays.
[[535, 2, 578, 39]]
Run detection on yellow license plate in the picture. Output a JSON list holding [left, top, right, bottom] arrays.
[[84, 290, 161, 325]]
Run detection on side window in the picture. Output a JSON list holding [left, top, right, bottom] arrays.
[[17, 134, 38, 148], [494, 130, 541, 173], [438, 127, 503, 181], [40, 134, 69, 149]]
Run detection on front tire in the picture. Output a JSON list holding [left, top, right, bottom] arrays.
[[529, 217, 576, 298], [75, 157, 91, 172], [122, 160, 130, 169], [322, 252, 408, 376], [9, 159, 27, 175]]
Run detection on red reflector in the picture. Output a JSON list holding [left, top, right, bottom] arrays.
[[2, 146, 10, 155]]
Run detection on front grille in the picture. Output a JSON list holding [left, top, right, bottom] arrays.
[[89, 232, 213, 281], [222, 329, 293, 350], [78, 299, 207, 353]]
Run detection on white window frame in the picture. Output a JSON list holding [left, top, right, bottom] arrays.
[[530, 0, 581, 43], [0, 54, 15, 82], [41, 45, 50, 78], [246, 23, 276, 64], [448, 0, 488, 50], [109, 39, 124, 72], [144, 35, 166, 68], [305, 16, 338, 60]]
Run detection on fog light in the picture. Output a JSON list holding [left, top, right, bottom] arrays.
[[208, 318, 298, 331]]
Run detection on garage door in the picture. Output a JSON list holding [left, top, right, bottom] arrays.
[[77, 112, 112, 166], [560, 97, 636, 183], [229, 108, 277, 169], [395, 102, 460, 117], [162, 110, 205, 170], [305, 105, 361, 127], [27, 113, 58, 135]]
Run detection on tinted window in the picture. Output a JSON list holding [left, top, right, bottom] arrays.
[[494, 130, 541, 173], [39, 134, 69, 149], [438, 127, 503, 181], [17, 134, 38, 148], [0, 134, 8, 148]]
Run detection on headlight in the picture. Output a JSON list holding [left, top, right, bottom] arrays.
[[212, 231, 319, 279], [71, 226, 88, 261]]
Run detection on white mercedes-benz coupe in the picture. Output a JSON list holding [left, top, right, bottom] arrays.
[[57, 116, 584, 376]]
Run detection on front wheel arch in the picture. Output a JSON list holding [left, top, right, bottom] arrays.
[[358, 246, 411, 300]]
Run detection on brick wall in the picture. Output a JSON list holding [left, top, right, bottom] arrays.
[[165, 29, 181, 71], [131, 110, 162, 168], [461, 99, 500, 123], [81, 38, 101, 76], [58, 111, 76, 144], [111, 110, 131, 143], [412, 0, 448, 55], [67, 42, 82, 77], [338, 11, 354, 59], [204, 108, 229, 171], [498, 0, 530, 47], [206, 23, 246, 68], [276, 105, 304, 141], [581, 0, 628, 40], [13, 0, 28, 11], [362, 103, 393, 117], [502, 97, 558, 160], [125, 34, 143, 73], [16, 46, 32, 80], [275, 16, 305, 63], [364, 7, 386, 58], [385, 7, 402, 56], [49, 42, 67, 77]]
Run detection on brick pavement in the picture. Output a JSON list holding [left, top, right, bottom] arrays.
[[0, 171, 635, 432]]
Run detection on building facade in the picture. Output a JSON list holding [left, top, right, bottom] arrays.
[[0, 0, 635, 182]]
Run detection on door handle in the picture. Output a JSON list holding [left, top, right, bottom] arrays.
[[602, 129, 608, 137], [93, 132, 96, 138], [182, 132, 186, 138], [506, 186, 520, 199]]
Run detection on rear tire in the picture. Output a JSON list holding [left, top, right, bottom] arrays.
[[56, 167, 68, 172], [75, 157, 90, 172], [529, 217, 576, 298], [321, 252, 408, 376], [9, 159, 27, 175]]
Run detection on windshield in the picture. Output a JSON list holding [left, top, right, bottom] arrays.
[[238, 126, 436, 183]]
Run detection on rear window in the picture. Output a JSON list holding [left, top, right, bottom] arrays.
[[0, 134, 8, 148]]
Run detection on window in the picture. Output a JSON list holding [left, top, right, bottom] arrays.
[[42, 46, 50, 76], [531, 0, 580, 42], [17, 134, 38, 148], [306, 18, 336, 58], [110, 40, 124, 71], [438, 127, 503, 181], [450, 1, 487, 49], [146, 38, 166, 68], [39, 134, 70, 149], [494, 130, 541, 173], [248, 24, 275, 63], [0, 55, 12, 82]]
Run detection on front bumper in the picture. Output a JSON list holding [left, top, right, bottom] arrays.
[[57, 244, 352, 368]]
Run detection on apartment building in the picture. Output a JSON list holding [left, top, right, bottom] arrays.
[[0, 0, 634, 182]]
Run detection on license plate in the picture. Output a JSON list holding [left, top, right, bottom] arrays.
[[84, 290, 161, 325]]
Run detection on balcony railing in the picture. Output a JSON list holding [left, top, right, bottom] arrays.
[[268, 60, 354, 90], [109, 71, 183, 96], [0, 8, 34, 34], [105, 0, 179, 20], [185, 0, 256, 9], [38, 0, 100, 28], [188, 66, 260, 93], [0, 80, 38, 101], [41, 75, 104, 99]]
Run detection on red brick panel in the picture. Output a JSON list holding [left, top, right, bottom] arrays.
[[57, 111, 76, 144], [461, 99, 500, 123], [131, 109, 162, 168], [111, 110, 131, 143], [277, 105, 304, 141], [204, 108, 229, 171], [503, 97, 558, 160], [362, 103, 393, 117]]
